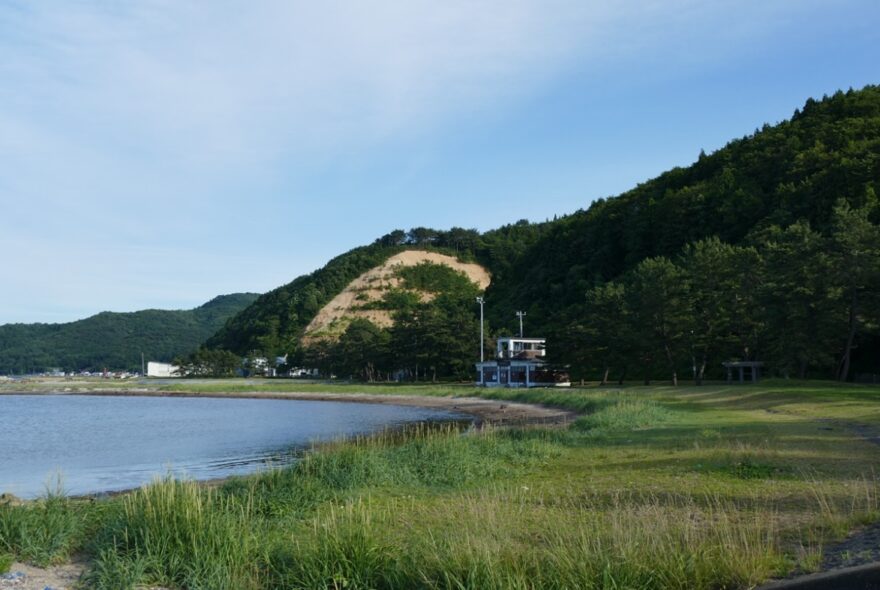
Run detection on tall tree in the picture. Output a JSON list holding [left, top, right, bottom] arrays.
[[568, 281, 632, 384], [757, 222, 837, 378], [828, 200, 880, 380], [681, 238, 762, 383], [390, 297, 478, 382], [336, 319, 391, 381], [624, 257, 692, 385]]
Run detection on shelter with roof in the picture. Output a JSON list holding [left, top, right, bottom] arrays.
[[475, 336, 569, 388]]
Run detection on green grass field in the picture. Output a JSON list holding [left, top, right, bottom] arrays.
[[2, 380, 879, 588]]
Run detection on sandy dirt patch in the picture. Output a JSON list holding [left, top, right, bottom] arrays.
[[1, 561, 84, 590], [304, 250, 491, 340]]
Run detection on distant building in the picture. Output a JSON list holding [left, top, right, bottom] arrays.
[[146, 361, 179, 378], [475, 337, 570, 388], [244, 356, 270, 377], [287, 367, 319, 378]]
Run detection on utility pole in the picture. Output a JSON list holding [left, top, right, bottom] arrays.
[[516, 311, 526, 338], [476, 297, 485, 363], [141, 352, 145, 378]]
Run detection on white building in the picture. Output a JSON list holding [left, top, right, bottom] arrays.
[[475, 337, 569, 388], [146, 361, 179, 378]]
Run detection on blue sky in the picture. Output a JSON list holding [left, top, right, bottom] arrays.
[[0, 0, 877, 324]]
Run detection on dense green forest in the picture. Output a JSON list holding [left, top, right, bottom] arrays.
[[0, 293, 258, 374], [209, 86, 880, 382]]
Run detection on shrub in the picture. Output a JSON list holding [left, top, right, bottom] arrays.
[[0, 485, 88, 566]]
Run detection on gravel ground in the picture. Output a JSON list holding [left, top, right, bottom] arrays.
[[819, 420, 880, 571], [0, 562, 173, 590], [0, 562, 84, 590], [822, 521, 880, 570]]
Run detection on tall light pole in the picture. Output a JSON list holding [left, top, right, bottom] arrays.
[[515, 311, 526, 338], [476, 297, 485, 363]]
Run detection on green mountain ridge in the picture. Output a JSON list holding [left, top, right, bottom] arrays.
[[485, 86, 880, 332], [210, 86, 880, 380], [205, 223, 549, 357], [0, 293, 259, 374]]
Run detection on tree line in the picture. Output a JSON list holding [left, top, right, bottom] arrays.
[[0, 294, 257, 374], [484, 87, 880, 340], [552, 200, 880, 384]]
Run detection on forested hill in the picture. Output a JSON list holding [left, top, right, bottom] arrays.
[[204, 222, 548, 357], [0, 293, 259, 374], [491, 86, 880, 381], [208, 85, 880, 382], [485, 86, 880, 332]]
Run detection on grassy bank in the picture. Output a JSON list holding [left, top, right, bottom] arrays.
[[2, 382, 880, 588]]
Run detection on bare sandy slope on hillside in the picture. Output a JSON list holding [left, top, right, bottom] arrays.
[[304, 250, 490, 340]]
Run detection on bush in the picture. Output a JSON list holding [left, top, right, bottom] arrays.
[[0, 485, 89, 566], [0, 552, 13, 574], [573, 397, 672, 433], [88, 478, 261, 590]]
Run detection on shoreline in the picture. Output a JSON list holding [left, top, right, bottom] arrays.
[[1, 389, 576, 502], [2, 389, 577, 590], [3, 388, 578, 427]]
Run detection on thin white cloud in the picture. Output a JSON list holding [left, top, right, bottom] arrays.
[[0, 0, 855, 322], [0, 0, 834, 174], [1, 1, 604, 168]]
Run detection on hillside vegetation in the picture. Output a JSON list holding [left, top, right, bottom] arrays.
[[210, 86, 880, 382], [0, 294, 258, 374], [303, 250, 490, 341]]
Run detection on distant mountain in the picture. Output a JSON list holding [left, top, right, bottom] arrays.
[[0, 293, 259, 373]]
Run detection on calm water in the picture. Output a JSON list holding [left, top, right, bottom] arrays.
[[0, 394, 467, 498]]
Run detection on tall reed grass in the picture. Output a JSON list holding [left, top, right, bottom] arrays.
[[0, 478, 89, 566], [267, 491, 790, 589], [85, 477, 262, 590], [84, 425, 560, 588], [225, 423, 560, 519], [572, 397, 672, 433]]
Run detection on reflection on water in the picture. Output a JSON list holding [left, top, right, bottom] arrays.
[[0, 394, 466, 498]]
